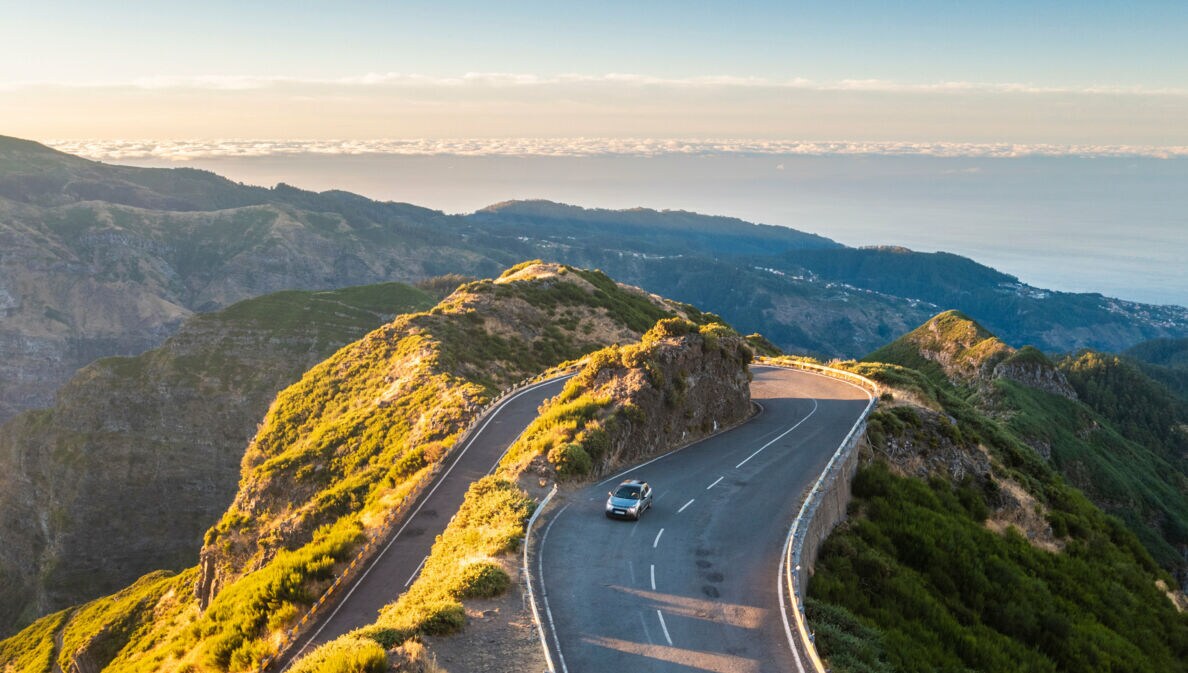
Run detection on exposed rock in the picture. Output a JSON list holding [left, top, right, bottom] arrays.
[[868, 406, 991, 482], [571, 324, 752, 478], [992, 349, 1078, 400]]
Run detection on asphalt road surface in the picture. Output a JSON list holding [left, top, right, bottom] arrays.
[[532, 366, 871, 673], [277, 375, 571, 670]]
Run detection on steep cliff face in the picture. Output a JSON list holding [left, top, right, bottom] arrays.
[[0, 263, 710, 672], [195, 263, 697, 608], [0, 283, 434, 636]]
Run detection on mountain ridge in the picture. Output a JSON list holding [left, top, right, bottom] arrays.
[[0, 134, 1184, 427]]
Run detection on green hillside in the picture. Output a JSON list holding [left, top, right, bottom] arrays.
[[0, 282, 435, 637], [807, 342, 1188, 673], [1124, 337, 1188, 400]]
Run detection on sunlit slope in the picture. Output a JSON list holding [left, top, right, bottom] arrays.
[[0, 262, 709, 673]]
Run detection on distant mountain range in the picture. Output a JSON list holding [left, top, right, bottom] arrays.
[[0, 134, 1184, 424]]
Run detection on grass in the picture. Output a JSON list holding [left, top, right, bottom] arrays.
[[0, 609, 70, 673], [809, 313, 1188, 672], [56, 570, 193, 673]]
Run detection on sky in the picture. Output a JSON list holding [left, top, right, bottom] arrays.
[[3, 1, 1188, 144], [3, 2, 1185, 306]]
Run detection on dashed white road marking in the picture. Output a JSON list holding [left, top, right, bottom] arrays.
[[678, 498, 695, 513], [650, 564, 657, 591], [707, 476, 724, 490], [656, 610, 673, 646], [735, 398, 819, 468], [653, 528, 664, 548]]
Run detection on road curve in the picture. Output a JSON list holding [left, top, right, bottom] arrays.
[[531, 366, 871, 673], [277, 375, 572, 670]]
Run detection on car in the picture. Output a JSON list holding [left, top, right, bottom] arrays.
[[605, 479, 653, 520]]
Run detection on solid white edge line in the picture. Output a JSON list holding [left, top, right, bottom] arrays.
[[650, 564, 656, 591], [490, 374, 576, 475], [403, 555, 428, 587], [656, 610, 673, 646], [677, 498, 694, 513], [538, 502, 572, 673], [707, 476, 724, 490], [524, 485, 559, 673], [761, 362, 875, 673], [735, 397, 819, 469], [779, 524, 808, 673], [652, 528, 664, 549], [282, 375, 569, 669]]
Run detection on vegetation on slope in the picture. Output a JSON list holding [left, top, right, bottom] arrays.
[[811, 461, 1188, 673], [0, 282, 434, 638], [0, 262, 701, 673], [1123, 337, 1188, 400], [804, 314, 1188, 673]]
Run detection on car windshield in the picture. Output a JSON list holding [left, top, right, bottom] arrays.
[[614, 486, 641, 499]]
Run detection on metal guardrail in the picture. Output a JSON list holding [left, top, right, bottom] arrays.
[[755, 356, 879, 673], [258, 370, 576, 672]]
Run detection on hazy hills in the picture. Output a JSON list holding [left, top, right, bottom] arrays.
[[0, 134, 1185, 427]]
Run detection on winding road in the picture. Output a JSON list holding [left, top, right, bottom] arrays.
[[276, 375, 572, 671], [530, 366, 871, 673]]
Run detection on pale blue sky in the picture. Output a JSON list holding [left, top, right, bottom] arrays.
[[4, 1, 1187, 86], [2, 2, 1187, 141]]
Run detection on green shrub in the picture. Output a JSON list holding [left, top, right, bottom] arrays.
[[811, 462, 1188, 673], [548, 442, 593, 477]]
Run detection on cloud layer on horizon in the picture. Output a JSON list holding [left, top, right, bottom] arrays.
[[45, 138, 1188, 161]]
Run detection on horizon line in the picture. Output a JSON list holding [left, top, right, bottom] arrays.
[[43, 138, 1188, 161]]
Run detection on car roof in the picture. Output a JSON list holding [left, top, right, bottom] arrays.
[[620, 479, 647, 486]]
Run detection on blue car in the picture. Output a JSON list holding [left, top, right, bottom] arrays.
[[605, 479, 653, 520]]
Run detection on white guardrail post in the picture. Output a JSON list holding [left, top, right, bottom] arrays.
[[755, 356, 879, 673]]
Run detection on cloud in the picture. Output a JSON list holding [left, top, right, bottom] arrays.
[[3, 72, 1185, 97], [43, 138, 1188, 161]]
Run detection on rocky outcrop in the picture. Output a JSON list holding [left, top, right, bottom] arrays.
[[0, 283, 432, 636], [993, 348, 1078, 400], [870, 311, 1077, 400], [573, 322, 752, 478], [868, 406, 991, 482]]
